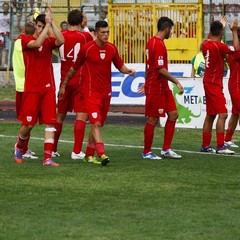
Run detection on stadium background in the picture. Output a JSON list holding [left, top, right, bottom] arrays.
[[2, 0, 240, 67]]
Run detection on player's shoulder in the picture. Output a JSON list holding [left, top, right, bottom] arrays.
[[63, 29, 84, 36], [106, 41, 117, 48], [21, 34, 34, 42], [147, 36, 155, 43], [82, 40, 95, 49], [81, 31, 92, 37], [148, 36, 163, 46], [103, 42, 119, 53]]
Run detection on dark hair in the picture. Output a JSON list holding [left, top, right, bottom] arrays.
[[88, 27, 95, 33], [157, 17, 174, 31], [67, 9, 83, 26], [210, 21, 223, 36], [60, 21, 68, 27], [35, 13, 46, 25], [2, 2, 9, 7], [95, 20, 108, 32]]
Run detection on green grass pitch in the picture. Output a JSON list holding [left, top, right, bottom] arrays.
[[1, 122, 240, 240]]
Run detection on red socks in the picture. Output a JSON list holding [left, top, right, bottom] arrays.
[[95, 142, 105, 157], [225, 129, 233, 142], [143, 121, 155, 153], [163, 120, 176, 150], [202, 132, 212, 148], [73, 120, 86, 154], [53, 122, 63, 152], [85, 140, 96, 157]]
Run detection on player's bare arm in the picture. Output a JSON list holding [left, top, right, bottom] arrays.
[[81, 12, 96, 39], [27, 8, 52, 48], [51, 20, 65, 46], [58, 67, 77, 100], [230, 19, 239, 50], [119, 65, 136, 76], [158, 68, 184, 94], [47, 6, 64, 46], [28, 25, 51, 48]]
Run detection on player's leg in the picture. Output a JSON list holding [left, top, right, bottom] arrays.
[[201, 114, 216, 153], [142, 95, 161, 160], [225, 91, 240, 148], [71, 112, 87, 160], [83, 130, 100, 164], [161, 110, 182, 159], [216, 112, 228, 149], [14, 92, 38, 164], [71, 93, 88, 160], [53, 85, 72, 157], [43, 124, 59, 167], [86, 97, 110, 165], [215, 113, 234, 155], [224, 113, 239, 147], [161, 92, 181, 159], [142, 116, 161, 160], [14, 124, 34, 164], [41, 91, 60, 166], [52, 112, 66, 157], [16, 91, 38, 159]]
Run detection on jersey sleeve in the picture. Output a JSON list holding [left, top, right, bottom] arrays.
[[21, 35, 33, 50], [153, 41, 166, 70], [233, 49, 240, 60], [112, 45, 124, 69], [221, 43, 235, 55]]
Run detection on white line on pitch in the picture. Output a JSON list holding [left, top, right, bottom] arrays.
[[1, 134, 240, 158]]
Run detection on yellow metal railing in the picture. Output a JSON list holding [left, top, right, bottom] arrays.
[[8, 1, 203, 66], [108, 2, 203, 63]]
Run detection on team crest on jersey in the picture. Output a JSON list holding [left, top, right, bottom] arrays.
[[100, 53, 105, 59], [100, 50, 106, 59], [92, 112, 98, 119], [26, 116, 32, 122], [158, 109, 164, 114]]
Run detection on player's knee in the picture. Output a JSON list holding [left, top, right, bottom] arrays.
[[169, 111, 179, 121], [26, 125, 34, 131], [148, 117, 158, 125], [219, 113, 228, 120], [92, 122, 102, 128]]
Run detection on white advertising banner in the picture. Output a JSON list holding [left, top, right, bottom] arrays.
[[53, 63, 233, 129]]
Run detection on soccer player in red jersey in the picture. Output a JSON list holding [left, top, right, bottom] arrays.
[[52, 10, 95, 161], [142, 17, 184, 160], [13, 8, 65, 166], [59, 20, 135, 165], [224, 27, 240, 148], [200, 18, 239, 154], [13, 22, 38, 160]]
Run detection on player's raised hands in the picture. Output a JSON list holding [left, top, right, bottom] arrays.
[[45, 7, 52, 25], [220, 15, 227, 28], [229, 19, 238, 32]]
